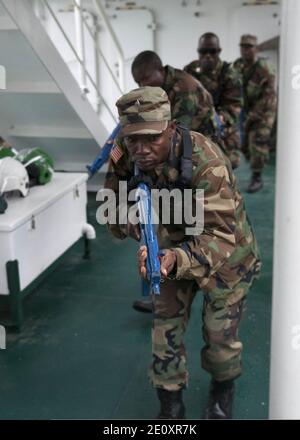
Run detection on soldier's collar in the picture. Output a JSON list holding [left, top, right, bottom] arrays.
[[210, 59, 222, 76], [197, 59, 221, 76]]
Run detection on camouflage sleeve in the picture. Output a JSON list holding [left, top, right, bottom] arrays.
[[171, 84, 217, 136], [247, 67, 277, 125], [171, 90, 201, 129], [171, 160, 237, 282], [192, 85, 218, 135], [217, 65, 243, 126], [168, 70, 217, 135]]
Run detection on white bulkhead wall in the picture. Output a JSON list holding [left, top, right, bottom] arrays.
[[115, 0, 281, 67], [42, 0, 281, 96]]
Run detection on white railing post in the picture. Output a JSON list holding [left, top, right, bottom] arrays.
[[117, 55, 125, 91], [92, 0, 125, 92], [93, 16, 101, 114], [74, 0, 88, 95]]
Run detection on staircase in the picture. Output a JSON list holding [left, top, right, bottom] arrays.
[[0, 0, 125, 188]]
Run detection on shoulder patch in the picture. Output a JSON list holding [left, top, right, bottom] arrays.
[[110, 143, 124, 164]]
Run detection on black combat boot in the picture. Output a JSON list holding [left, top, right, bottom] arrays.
[[204, 379, 235, 419], [157, 389, 185, 419], [132, 298, 153, 313], [246, 172, 263, 193]]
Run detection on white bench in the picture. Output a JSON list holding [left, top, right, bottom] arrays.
[[0, 172, 95, 328]]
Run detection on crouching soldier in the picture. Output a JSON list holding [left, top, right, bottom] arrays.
[[102, 86, 261, 419]]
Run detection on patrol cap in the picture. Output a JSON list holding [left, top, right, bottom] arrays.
[[116, 86, 171, 137], [240, 34, 258, 46]]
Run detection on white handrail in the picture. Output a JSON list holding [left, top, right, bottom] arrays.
[[72, 0, 123, 94], [74, 0, 87, 92], [92, 0, 125, 91], [42, 0, 117, 123]]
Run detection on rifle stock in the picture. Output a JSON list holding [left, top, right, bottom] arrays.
[[87, 124, 121, 177]]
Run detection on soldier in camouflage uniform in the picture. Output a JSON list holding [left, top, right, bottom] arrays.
[[131, 50, 221, 314], [184, 32, 243, 170], [131, 50, 218, 138], [234, 34, 277, 193], [103, 86, 261, 419]]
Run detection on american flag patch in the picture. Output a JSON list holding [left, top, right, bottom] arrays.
[[110, 144, 124, 164]]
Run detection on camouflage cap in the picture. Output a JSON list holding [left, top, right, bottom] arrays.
[[240, 34, 258, 46], [115, 86, 171, 136]]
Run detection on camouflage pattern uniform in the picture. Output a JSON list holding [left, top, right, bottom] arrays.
[[162, 65, 218, 139], [104, 87, 261, 390], [184, 59, 243, 169], [234, 53, 277, 173]]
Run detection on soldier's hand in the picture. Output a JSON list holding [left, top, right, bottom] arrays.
[[138, 245, 147, 279], [137, 246, 177, 280], [160, 249, 177, 278], [219, 114, 225, 125]]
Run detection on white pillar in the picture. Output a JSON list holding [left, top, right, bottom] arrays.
[[269, 0, 300, 420]]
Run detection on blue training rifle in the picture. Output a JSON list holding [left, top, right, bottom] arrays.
[[86, 124, 121, 177], [135, 182, 161, 296], [215, 113, 225, 138]]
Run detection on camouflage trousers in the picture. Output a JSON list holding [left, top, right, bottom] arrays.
[[149, 269, 257, 391], [243, 123, 274, 173]]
